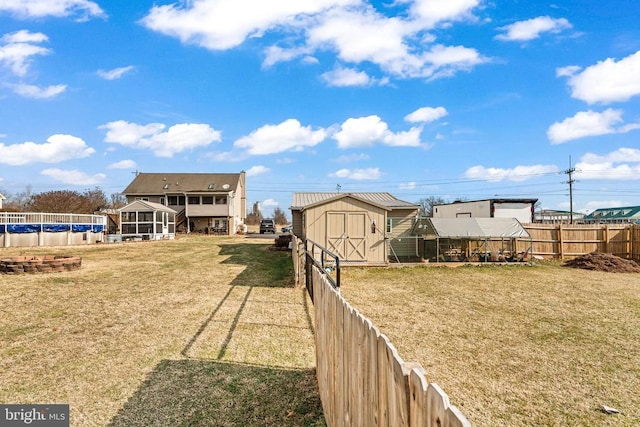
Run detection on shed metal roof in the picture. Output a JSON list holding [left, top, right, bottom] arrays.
[[291, 192, 418, 210], [122, 172, 243, 195]]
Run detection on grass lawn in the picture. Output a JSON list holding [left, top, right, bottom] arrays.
[[340, 262, 640, 427], [0, 235, 324, 426]]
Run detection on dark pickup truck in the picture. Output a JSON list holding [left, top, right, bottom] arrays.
[[259, 219, 276, 234]]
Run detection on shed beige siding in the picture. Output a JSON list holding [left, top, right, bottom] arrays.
[[387, 208, 420, 261], [304, 197, 387, 264]]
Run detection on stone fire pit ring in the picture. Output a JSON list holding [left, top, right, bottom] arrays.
[[0, 256, 82, 274]]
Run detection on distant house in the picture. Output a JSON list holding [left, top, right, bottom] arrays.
[[534, 209, 584, 224], [432, 198, 538, 223], [0, 193, 5, 210], [122, 172, 246, 235], [290, 192, 419, 264], [583, 206, 640, 224]]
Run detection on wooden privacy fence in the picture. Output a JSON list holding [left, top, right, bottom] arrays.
[[290, 231, 470, 426], [312, 268, 469, 427], [522, 223, 640, 260]]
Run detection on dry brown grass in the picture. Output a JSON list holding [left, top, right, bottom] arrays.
[[340, 262, 640, 426], [0, 235, 324, 426]]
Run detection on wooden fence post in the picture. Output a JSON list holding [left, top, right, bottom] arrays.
[[558, 223, 564, 260]]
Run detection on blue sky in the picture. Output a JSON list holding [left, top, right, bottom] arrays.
[[1, 0, 640, 218]]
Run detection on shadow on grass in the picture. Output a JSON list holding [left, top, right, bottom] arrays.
[[109, 242, 324, 426], [181, 242, 308, 359], [108, 359, 325, 427]]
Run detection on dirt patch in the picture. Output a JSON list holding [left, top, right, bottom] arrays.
[[563, 252, 640, 273]]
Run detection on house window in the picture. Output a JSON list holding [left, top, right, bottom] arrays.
[[188, 196, 200, 205], [202, 196, 214, 205], [168, 196, 185, 205], [135, 197, 149, 201], [160, 197, 165, 205], [387, 218, 392, 233], [215, 196, 227, 205]]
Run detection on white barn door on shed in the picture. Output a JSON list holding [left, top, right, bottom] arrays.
[[326, 211, 367, 262]]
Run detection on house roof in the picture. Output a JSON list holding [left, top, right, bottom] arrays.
[[122, 172, 244, 195], [413, 217, 531, 239], [584, 205, 640, 220], [119, 200, 177, 213], [291, 192, 418, 211], [434, 198, 538, 206]]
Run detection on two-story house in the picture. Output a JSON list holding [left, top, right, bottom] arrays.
[[122, 172, 246, 235]]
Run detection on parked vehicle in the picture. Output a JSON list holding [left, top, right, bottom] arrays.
[[259, 218, 276, 234], [281, 224, 293, 233]]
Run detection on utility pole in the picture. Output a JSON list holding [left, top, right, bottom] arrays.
[[563, 156, 576, 224]]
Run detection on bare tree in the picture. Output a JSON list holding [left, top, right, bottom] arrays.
[[1, 185, 33, 212], [273, 207, 288, 224], [417, 196, 446, 217], [108, 192, 127, 210], [245, 212, 263, 225], [26, 187, 108, 213]]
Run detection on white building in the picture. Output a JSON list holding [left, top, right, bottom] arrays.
[[432, 199, 538, 224]]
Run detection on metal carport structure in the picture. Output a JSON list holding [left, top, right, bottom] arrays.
[[413, 217, 533, 262]]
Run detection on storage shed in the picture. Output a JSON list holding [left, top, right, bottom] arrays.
[[119, 200, 176, 241], [290, 192, 419, 265], [413, 217, 533, 262]]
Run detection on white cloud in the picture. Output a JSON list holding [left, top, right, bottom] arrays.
[[0, 30, 50, 77], [333, 115, 422, 148], [464, 164, 559, 182], [0, 134, 95, 165], [309, 9, 487, 79], [263, 45, 313, 68], [495, 16, 571, 41], [142, 0, 487, 82], [409, 0, 480, 27], [560, 50, 640, 104], [576, 148, 640, 180], [555, 65, 580, 77], [246, 165, 270, 176], [582, 200, 625, 211], [262, 198, 279, 208], [405, 106, 448, 123], [399, 181, 416, 190], [422, 44, 486, 79], [41, 169, 106, 185], [141, 0, 357, 50], [332, 153, 370, 162], [108, 159, 137, 169], [581, 147, 640, 164], [97, 65, 135, 80], [546, 109, 640, 144], [321, 66, 374, 87], [0, 0, 105, 20], [99, 120, 222, 157], [234, 119, 327, 155], [330, 168, 382, 180], [12, 83, 66, 98]]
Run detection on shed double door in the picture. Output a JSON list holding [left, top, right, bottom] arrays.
[[326, 212, 367, 262]]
